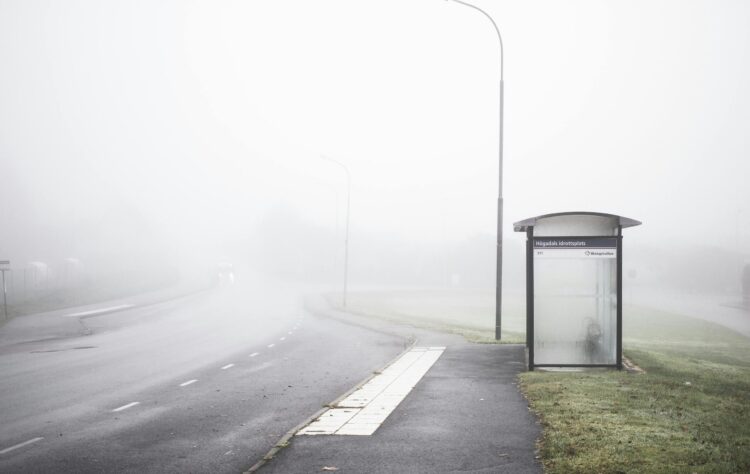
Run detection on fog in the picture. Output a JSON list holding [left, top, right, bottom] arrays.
[[1, 0, 749, 306], [1, 3, 750, 471]]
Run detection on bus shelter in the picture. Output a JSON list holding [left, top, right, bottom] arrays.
[[513, 212, 641, 370]]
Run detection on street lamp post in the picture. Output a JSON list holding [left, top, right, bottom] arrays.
[[322, 156, 351, 308], [447, 0, 504, 340]]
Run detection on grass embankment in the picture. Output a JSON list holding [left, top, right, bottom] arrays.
[[330, 289, 527, 343], [520, 307, 750, 473], [336, 290, 750, 473]]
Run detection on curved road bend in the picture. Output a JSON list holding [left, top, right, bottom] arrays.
[[0, 283, 409, 473]]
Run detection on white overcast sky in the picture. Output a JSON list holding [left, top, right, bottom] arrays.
[[1, 0, 749, 255]]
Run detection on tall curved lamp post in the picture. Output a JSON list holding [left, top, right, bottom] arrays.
[[321, 155, 351, 308], [447, 0, 504, 340]]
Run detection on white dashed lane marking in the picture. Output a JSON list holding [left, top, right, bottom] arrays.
[[112, 402, 140, 412], [1, 323, 307, 459], [0, 437, 44, 455], [298, 347, 445, 436]]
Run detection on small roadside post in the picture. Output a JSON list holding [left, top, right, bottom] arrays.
[[0, 260, 9, 320]]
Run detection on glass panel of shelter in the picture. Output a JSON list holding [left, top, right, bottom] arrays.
[[532, 214, 619, 366], [533, 247, 617, 365]]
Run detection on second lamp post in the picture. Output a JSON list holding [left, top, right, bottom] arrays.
[[322, 155, 351, 308]]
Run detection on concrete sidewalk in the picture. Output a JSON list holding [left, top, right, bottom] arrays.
[[259, 324, 542, 473]]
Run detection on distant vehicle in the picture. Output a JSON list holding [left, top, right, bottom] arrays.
[[217, 262, 235, 286]]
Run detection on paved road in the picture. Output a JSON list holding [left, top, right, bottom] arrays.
[[0, 282, 409, 473], [260, 304, 542, 474]]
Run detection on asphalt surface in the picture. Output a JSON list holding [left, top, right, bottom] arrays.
[[0, 282, 410, 473], [259, 304, 542, 474], [0, 283, 542, 473]]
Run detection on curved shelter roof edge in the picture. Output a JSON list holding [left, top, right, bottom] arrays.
[[513, 211, 642, 233]]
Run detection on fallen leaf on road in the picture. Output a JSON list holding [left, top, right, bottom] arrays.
[[321, 467, 338, 471]]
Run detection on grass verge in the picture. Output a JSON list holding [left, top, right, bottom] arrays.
[[519, 306, 750, 473], [328, 289, 526, 343]]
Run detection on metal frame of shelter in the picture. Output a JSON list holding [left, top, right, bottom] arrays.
[[513, 212, 641, 371]]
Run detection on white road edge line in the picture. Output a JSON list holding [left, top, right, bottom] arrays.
[[267, 344, 275, 348], [112, 402, 140, 412], [0, 437, 44, 455], [65, 304, 133, 318], [221, 364, 234, 370], [250, 352, 260, 357], [180, 379, 198, 387]]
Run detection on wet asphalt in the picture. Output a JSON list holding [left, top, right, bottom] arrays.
[[0, 286, 408, 473], [0, 288, 541, 473], [259, 305, 542, 474]]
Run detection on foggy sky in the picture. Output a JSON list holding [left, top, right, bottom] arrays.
[[1, 0, 749, 274]]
